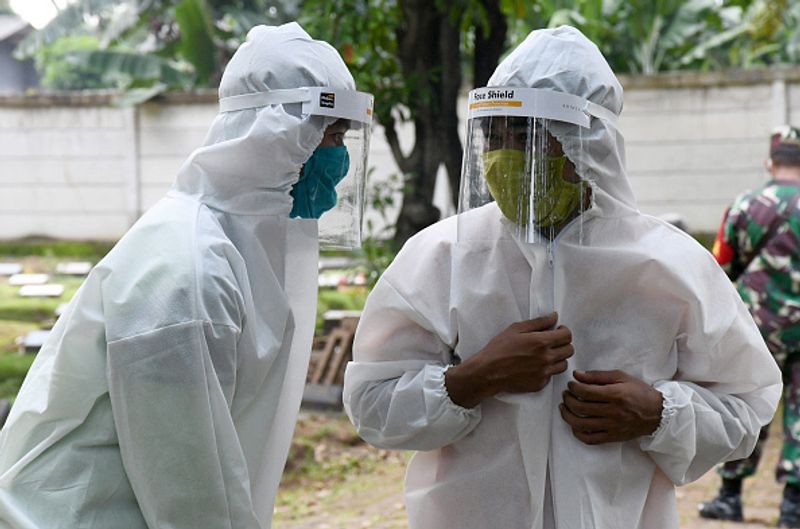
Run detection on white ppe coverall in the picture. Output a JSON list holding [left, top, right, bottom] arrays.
[[0, 22, 350, 529], [343, 26, 783, 529]]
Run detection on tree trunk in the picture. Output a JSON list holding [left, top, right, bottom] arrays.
[[473, 0, 508, 88], [442, 0, 507, 207], [388, 0, 463, 247], [387, 0, 507, 247], [440, 3, 465, 215]]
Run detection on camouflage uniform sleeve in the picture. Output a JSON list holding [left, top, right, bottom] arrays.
[[713, 193, 752, 280], [742, 187, 800, 358]]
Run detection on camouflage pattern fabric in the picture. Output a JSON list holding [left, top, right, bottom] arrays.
[[778, 358, 800, 484], [713, 181, 800, 365], [713, 181, 800, 483]]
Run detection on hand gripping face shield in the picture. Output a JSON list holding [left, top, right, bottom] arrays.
[[458, 87, 616, 243], [219, 87, 374, 249]]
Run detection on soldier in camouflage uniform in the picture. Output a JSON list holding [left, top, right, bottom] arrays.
[[700, 125, 800, 527]]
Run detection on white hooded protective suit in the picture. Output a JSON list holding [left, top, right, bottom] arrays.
[[343, 26, 782, 529], [0, 23, 352, 529]]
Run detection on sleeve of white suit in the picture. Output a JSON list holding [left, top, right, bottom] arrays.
[[344, 276, 482, 451], [639, 296, 783, 486], [107, 319, 263, 529]]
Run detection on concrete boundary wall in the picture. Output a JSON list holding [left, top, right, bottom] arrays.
[[2, 66, 800, 240], [617, 67, 800, 230]]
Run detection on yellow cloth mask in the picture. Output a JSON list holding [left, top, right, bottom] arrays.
[[482, 149, 587, 228]]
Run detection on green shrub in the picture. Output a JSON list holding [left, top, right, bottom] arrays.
[[316, 287, 368, 334]]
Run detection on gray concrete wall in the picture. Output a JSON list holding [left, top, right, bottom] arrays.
[[0, 91, 418, 240], [1, 97, 131, 239], [617, 68, 797, 231], [1, 67, 799, 240]]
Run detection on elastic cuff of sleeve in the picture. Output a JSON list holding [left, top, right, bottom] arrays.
[[440, 364, 481, 417], [642, 387, 677, 442]]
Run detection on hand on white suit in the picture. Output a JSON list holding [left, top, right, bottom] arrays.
[[559, 369, 664, 444], [444, 312, 575, 408]]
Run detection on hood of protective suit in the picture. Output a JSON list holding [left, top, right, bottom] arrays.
[[488, 25, 638, 219], [173, 22, 355, 215]]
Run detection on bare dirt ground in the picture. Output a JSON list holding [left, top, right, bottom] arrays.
[[274, 411, 786, 529]]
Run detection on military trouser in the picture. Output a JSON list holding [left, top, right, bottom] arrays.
[[717, 355, 800, 484]]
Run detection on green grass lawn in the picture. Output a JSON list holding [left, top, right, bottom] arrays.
[[0, 277, 84, 323], [0, 243, 371, 401], [0, 275, 85, 400], [0, 354, 36, 401], [0, 241, 108, 401]]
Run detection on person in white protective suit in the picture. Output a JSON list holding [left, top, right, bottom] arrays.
[[0, 22, 373, 529], [343, 26, 783, 529]]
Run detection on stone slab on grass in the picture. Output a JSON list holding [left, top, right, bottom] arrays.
[[323, 309, 362, 321], [0, 263, 22, 276], [55, 261, 92, 276], [16, 330, 51, 354], [19, 284, 65, 298], [8, 273, 48, 286]]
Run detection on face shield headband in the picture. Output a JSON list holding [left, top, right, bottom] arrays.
[[458, 87, 616, 244], [219, 87, 375, 250]]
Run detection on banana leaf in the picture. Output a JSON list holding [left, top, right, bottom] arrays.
[[112, 82, 169, 106], [15, 0, 151, 58], [175, 0, 217, 85]]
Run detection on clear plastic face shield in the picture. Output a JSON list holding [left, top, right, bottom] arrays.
[[458, 87, 614, 244], [219, 87, 374, 249]]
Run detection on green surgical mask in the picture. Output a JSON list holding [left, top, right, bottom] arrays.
[[482, 148, 587, 228]]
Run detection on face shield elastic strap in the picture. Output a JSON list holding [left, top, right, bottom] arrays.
[[219, 87, 374, 124], [467, 87, 617, 128]]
